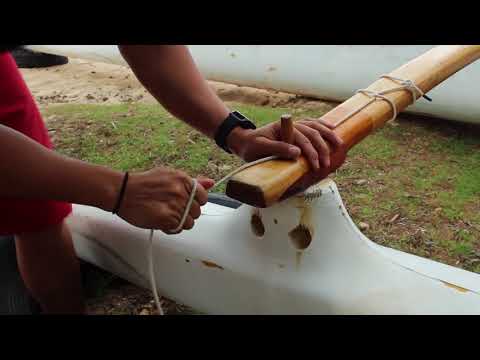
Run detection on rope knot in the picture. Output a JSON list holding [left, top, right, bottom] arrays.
[[332, 74, 432, 128], [355, 88, 398, 123], [380, 74, 430, 102]]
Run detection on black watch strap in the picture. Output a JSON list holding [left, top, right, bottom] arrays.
[[214, 111, 256, 153]]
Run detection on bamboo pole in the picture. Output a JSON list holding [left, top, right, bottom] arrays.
[[226, 45, 480, 207]]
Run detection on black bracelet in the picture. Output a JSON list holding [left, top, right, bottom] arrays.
[[112, 172, 129, 215]]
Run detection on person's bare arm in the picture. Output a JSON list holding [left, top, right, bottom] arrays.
[[0, 124, 121, 209], [118, 45, 343, 172], [118, 45, 229, 139], [0, 124, 212, 232]]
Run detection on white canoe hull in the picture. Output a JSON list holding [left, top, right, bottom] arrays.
[[68, 179, 480, 314], [27, 45, 480, 124]]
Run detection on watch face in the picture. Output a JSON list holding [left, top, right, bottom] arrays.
[[232, 111, 246, 120], [230, 111, 256, 130]]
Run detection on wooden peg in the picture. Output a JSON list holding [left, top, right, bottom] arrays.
[[280, 114, 294, 144]]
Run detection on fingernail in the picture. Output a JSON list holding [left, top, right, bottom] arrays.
[[289, 146, 300, 157]]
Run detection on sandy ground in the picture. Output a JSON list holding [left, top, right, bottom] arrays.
[[20, 58, 336, 112]]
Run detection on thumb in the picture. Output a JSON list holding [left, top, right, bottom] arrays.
[[255, 137, 301, 159], [196, 176, 215, 190]]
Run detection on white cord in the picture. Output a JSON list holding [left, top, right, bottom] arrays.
[[148, 229, 163, 315], [147, 155, 279, 315], [170, 179, 199, 234], [330, 74, 428, 129]]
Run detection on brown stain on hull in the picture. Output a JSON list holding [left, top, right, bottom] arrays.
[[251, 209, 265, 237], [295, 251, 303, 269], [441, 281, 470, 293], [201, 260, 224, 270], [289, 198, 315, 268]]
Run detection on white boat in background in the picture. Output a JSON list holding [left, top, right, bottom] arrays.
[[27, 45, 480, 125]]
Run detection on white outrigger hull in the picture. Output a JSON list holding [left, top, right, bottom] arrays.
[[27, 45, 480, 124], [68, 179, 480, 314]]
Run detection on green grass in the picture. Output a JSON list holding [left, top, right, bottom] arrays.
[[45, 102, 325, 192], [44, 102, 480, 273]]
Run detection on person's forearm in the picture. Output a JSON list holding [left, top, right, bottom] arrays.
[[0, 125, 122, 210], [118, 45, 230, 139]]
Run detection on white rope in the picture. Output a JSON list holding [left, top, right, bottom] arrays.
[[355, 89, 399, 122], [380, 74, 425, 99], [330, 74, 428, 129], [211, 155, 278, 188], [148, 229, 163, 315], [147, 155, 279, 315], [170, 179, 199, 234]]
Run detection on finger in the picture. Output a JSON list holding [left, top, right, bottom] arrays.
[[313, 118, 335, 130], [178, 173, 195, 198], [309, 117, 336, 130], [295, 123, 331, 168], [183, 215, 195, 230], [189, 200, 201, 220], [163, 210, 183, 234], [253, 136, 301, 159], [303, 120, 343, 148], [194, 182, 209, 206], [197, 176, 215, 191], [292, 128, 321, 171], [167, 208, 182, 229]]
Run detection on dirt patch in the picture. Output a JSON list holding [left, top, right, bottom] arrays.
[[21, 58, 337, 112], [81, 262, 197, 315], [85, 281, 194, 315], [21, 59, 154, 105]]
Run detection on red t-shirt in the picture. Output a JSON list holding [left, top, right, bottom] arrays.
[[0, 52, 72, 235]]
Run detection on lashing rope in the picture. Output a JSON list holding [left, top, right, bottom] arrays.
[[330, 74, 431, 129]]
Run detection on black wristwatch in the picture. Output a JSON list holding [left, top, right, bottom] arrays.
[[214, 111, 256, 153]]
